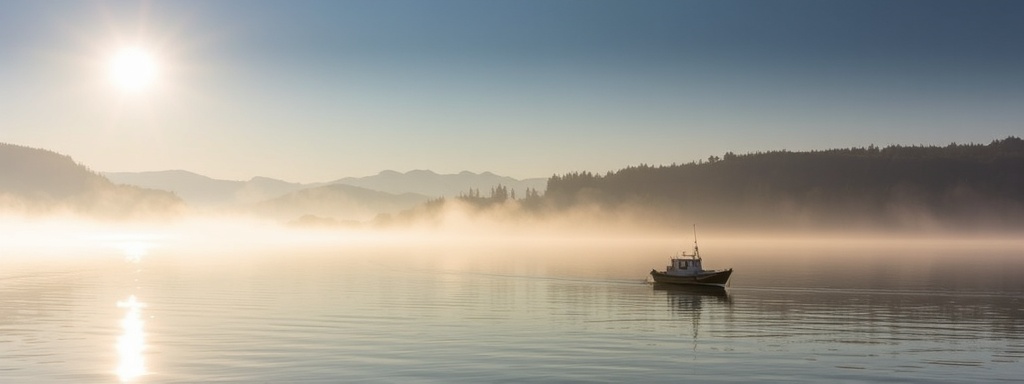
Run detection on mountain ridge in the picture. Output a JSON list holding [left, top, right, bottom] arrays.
[[104, 169, 547, 206], [330, 169, 546, 198], [102, 168, 546, 222]]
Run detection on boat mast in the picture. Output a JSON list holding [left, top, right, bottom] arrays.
[[692, 224, 699, 258]]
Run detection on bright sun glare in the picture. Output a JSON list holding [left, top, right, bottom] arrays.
[[108, 47, 158, 92]]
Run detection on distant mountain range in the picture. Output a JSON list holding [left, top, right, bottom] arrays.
[[103, 169, 547, 209], [102, 170, 306, 207], [0, 141, 546, 223], [330, 170, 546, 198]]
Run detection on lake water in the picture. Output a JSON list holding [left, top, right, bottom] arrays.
[[2, 232, 1023, 383]]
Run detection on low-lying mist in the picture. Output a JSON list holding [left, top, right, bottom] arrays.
[[6, 204, 1022, 295], [4, 201, 1021, 260]]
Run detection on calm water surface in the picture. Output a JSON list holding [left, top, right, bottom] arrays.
[[2, 236, 1022, 383]]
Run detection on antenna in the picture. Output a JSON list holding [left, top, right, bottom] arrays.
[[692, 224, 699, 257]]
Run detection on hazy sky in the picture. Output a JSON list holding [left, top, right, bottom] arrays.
[[2, 0, 1022, 182]]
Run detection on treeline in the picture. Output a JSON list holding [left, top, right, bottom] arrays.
[[541, 137, 1024, 228], [410, 184, 542, 213], [453, 185, 542, 205]]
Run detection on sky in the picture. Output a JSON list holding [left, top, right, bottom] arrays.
[[1, 0, 1023, 182]]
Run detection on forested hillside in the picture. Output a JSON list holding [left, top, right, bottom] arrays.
[[541, 137, 1024, 228], [0, 143, 184, 218]]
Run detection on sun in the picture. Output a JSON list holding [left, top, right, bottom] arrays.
[[108, 47, 159, 92]]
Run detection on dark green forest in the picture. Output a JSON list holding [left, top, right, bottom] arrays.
[[418, 137, 1024, 230], [543, 137, 1024, 228]]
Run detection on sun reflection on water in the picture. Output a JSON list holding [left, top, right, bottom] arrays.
[[116, 295, 147, 382], [110, 233, 158, 383]]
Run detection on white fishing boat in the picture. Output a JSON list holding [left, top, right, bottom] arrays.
[[650, 226, 733, 287]]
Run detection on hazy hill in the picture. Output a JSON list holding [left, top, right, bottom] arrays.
[[104, 168, 544, 222], [250, 184, 431, 222], [105, 169, 547, 208], [541, 137, 1024, 229], [0, 143, 183, 218], [332, 169, 547, 198], [104, 171, 306, 207]]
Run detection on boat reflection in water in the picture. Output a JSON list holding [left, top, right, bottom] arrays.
[[652, 283, 732, 345], [653, 283, 729, 297], [652, 283, 731, 309]]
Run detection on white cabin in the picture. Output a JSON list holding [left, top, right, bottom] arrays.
[[664, 253, 704, 276]]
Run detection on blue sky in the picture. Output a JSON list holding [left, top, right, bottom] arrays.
[[2, 0, 1022, 182]]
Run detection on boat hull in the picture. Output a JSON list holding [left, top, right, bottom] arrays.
[[650, 268, 733, 287]]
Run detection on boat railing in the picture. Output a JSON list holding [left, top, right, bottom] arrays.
[[672, 252, 701, 260]]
